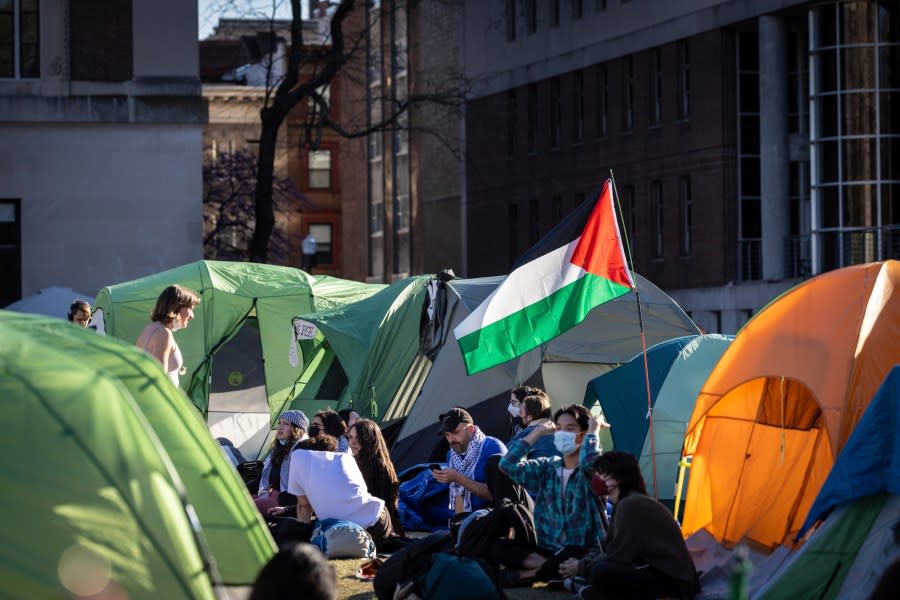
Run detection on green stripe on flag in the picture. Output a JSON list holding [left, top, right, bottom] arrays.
[[457, 273, 632, 375]]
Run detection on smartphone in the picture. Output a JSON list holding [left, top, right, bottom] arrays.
[[429, 463, 442, 471]]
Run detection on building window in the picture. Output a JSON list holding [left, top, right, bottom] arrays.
[[550, 76, 561, 149], [575, 191, 585, 210], [508, 203, 519, 266], [529, 198, 540, 244], [505, 0, 516, 42], [652, 180, 664, 257], [810, 1, 899, 273], [527, 83, 537, 154], [507, 89, 517, 158], [308, 149, 332, 189], [308, 223, 333, 265], [596, 62, 608, 136], [623, 55, 634, 130], [573, 70, 584, 144], [649, 47, 662, 126], [550, 0, 560, 27], [552, 195, 562, 223], [0, 199, 21, 306], [677, 39, 690, 119], [526, 0, 537, 34], [596, 0, 607, 10], [679, 176, 692, 256], [572, 0, 584, 19], [0, 0, 39, 78]]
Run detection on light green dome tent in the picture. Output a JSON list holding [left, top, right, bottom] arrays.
[[287, 275, 432, 426], [0, 311, 276, 589], [93, 260, 381, 458]]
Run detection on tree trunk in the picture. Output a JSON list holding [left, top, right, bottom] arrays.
[[250, 107, 280, 263]]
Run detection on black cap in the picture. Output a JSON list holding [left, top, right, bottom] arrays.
[[438, 407, 473, 434]]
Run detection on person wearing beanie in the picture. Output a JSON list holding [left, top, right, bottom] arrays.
[[255, 410, 309, 514]]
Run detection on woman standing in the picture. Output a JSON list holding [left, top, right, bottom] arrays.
[[346, 418, 404, 537], [135, 284, 199, 387]]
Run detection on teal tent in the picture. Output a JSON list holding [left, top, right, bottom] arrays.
[[0, 311, 276, 589], [286, 276, 432, 424], [94, 260, 381, 457], [583, 334, 732, 500]]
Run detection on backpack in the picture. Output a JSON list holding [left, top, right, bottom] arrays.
[[455, 499, 538, 562], [416, 553, 505, 600], [310, 518, 376, 559], [397, 465, 453, 532], [373, 531, 454, 600]]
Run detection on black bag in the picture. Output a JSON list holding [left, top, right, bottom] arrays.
[[456, 499, 537, 561], [373, 531, 454, 600]]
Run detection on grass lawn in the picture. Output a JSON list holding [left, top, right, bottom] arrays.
[[332, 557, 573, 600]]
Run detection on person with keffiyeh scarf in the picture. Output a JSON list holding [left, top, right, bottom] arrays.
[[431, 407, 507, 513]]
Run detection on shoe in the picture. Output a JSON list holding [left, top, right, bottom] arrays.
[[499, 570, 535, 588]]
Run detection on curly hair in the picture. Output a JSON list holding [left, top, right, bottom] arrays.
[[314, 409, 347, 439], [592, 451, 648, 498], [294, 434, 338, 453]]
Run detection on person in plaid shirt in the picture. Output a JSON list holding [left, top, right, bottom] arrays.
[[497, 404, 609, 587]]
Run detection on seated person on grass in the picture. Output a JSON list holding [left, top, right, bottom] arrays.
[[558, 451, 699, 600], [430, 407, 507, 514], [497, 405, 608, 585], [287, 434, 394, 548]]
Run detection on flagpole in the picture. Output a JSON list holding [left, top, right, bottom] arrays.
[[608, 169, 659, 501]]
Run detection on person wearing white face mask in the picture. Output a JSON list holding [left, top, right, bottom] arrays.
[[507, 385, 539, 439], [508, 391, 560, 460], [496, 406, 610, 588]]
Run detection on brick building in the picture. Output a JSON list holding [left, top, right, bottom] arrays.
[[458, 0, 899, 333]]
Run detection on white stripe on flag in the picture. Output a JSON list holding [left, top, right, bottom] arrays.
[[454, 237, 585, 339]]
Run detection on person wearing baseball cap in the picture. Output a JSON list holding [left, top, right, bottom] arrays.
[[255, 409, 310, 514], [431, 407, 507, 514]]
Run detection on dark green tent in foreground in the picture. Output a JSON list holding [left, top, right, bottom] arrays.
[[0, 311, 275, 596]]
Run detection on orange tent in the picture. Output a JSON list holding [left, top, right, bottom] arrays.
[[681, 261, 900, 550]]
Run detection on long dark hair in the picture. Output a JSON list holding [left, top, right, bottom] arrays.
[[592, 451, 648, 498], [350, 419, 403, 535]]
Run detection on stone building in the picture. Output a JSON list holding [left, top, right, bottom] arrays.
[[0, 0, 205, 303]]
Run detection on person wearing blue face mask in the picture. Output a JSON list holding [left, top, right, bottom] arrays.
[[497, 405, 610, 587]]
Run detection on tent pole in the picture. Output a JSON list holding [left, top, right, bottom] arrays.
[[609, 169, 659, 500]]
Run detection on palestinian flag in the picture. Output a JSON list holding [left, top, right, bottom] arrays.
[[455, 180, 635, 375]]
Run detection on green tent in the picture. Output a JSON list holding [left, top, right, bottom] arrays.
[[93, 260, 380, 458], [0, 313, 214, 598], [0, 311, 276, 588], [287, 276, 432, 424]]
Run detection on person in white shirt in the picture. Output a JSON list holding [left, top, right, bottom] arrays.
[[287, 434, 394, 547]]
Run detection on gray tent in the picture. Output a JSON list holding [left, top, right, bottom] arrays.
[[391, 273, 700, 469]]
